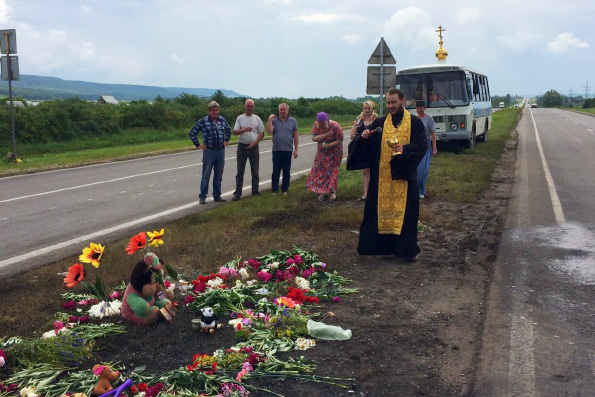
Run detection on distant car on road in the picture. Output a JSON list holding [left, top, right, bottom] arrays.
[[499, 102, 505, 108], [530, 104, 538, 108]]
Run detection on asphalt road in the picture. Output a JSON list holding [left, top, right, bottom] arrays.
[[474, 108, 595, 395], [0, 130, 352, 278]]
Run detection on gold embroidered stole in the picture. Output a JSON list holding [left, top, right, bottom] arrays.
[[377, 110, 412, 235]]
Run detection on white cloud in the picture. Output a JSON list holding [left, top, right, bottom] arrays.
[[170, 53, 183, 62], [0, 0, 12, 24], [80, 5, 93, 14], [79, 41, 96, 60], [454, 8, 480, 24], [47, 29, 67, 44], [292, 13, 369, 24], [382, 7, 434, 48], [547, 32, 589, 53], [260, 0, 293, 4], [342, 33, 363, 45]]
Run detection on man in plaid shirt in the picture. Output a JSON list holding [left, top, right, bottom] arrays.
[[189, 101, 232, 204]]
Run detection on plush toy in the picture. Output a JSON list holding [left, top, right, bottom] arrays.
[[92, 364, 120, 396], [121, 253, 174, 326], [200, 307, 222, 333]]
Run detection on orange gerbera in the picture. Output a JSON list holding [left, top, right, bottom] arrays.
[[64, 263, 85, 288], [126, 232, 147, 255], [147, 228, 165, 248], [79, 243, 105, 268]]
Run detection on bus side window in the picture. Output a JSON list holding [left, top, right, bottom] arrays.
[[466, 77, 472, 100], [486, 78, 491, 100], [472, 74, 480, 101]]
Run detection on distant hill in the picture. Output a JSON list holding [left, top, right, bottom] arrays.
[[0, 75, 245, 101]]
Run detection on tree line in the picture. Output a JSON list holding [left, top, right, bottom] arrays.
[[537, 89, 594, 108], [0, 92, 362, 150]]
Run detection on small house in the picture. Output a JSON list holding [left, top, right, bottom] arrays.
[[97, 95, 119, 105]]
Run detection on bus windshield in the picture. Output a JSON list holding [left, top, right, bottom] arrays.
[[396, 70, 470, 108]]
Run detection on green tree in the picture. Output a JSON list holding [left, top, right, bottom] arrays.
[[540, 90, 563, 108]]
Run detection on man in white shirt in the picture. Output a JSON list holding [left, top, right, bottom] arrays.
[[232, 99, 265, 200]]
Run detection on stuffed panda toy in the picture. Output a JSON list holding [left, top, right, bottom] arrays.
[[200, 307, 221, 333]]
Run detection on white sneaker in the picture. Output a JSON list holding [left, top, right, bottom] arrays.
[[419, 195, 424, 199]]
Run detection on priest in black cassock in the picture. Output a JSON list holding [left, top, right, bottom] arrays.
[[347, 88, 427, 261]]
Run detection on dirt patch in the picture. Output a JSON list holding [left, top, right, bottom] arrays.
[[0, 136, 517, 396]]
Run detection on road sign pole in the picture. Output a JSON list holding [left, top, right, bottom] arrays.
[[7, 55, 17, 158], [2, 31, 17, 158], [379, 39, 384, 117]]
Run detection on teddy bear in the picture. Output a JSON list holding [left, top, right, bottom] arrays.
[[200, 307, 222, 333], [91, 364, 120, 396], [120, 253, 174, 326]]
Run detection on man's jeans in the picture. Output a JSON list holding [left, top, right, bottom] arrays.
[[271, 151, 292, 193], [416, 148, 432, 196], [200, 148, 225, 199], [234, 143, 260, 197]]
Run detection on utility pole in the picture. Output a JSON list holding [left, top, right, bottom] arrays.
[[568, 87, 572, 105], [585, 80, 590, 99]]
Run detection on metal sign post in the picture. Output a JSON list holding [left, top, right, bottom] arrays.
[[1, 29, 18, 159], [367, 37, 396, 117]]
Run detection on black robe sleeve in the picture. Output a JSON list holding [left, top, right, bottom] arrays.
[[389, 115, 428, 180], [346, 118, 384, 171]]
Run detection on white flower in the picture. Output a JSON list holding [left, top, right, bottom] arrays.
[[295, 276, 310, 290], [239, 268, 249, 280], [228, 318, 242, 327], [207, 277, 223, 289], [41, 327, 70, 339], [295, 337, 316, 350], [88, 300, 121, 319], [246, 279, 256, 286], [256, 287, 269, 295], [20, 387, 39, 397], [267, 261, 279, 269]]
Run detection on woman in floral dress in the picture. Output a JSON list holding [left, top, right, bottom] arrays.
[[305, 112, 344, 201]]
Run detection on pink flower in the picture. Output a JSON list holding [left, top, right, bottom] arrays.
[[79, 316, 90, 324], [219, 267, 230, 276], [68, 316, 79, 323], [332, 296, 341, 302], [110, 291, 120, 300], [61, 301, 76, 310], [242, 361, 253, 372], [302, 268, 316, 279], [293, 254, 303, 264], [228, 268, 239, 278], [236, 368, 249, 383], [53, 320, 65, 335], [247, 258, 261, 271], [257, 270, 272, 282], [286, 258, 295, 266]]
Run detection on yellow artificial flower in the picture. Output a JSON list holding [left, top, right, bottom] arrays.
[[147, 228, 165, 248], [79, 243, 105, 268]]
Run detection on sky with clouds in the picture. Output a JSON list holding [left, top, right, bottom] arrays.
[[1, 0, 593, 99]]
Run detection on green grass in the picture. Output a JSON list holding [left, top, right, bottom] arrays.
[[567, 108, 595, 115], [0, 115, 358, 176], [425, 107, 521, 202]]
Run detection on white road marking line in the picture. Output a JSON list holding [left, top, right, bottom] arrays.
[[588, 129, 594, 132], [1, 218, 7, 221], [0, 167, 314, 269], [120, 191, 126, 194], [530, 110, 566, 225], [0, 142, 319, 204]]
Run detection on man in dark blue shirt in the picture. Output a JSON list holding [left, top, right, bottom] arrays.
[[189, 101, 232, 204]]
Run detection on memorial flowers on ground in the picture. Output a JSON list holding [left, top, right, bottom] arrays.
[[1, 247, 356, 396]]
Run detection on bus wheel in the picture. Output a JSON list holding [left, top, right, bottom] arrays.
[[461, 125, 476, 149], [479, 120, 488, 142]]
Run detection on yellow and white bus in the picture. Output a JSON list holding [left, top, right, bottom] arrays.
[[395, 64, 492, 148]]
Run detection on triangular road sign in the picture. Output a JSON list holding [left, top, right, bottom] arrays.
[[368, 37, 396, 64]]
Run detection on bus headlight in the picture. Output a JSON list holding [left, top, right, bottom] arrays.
[[450, 123, 458, 131]]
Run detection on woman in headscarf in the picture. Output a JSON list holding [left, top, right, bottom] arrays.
[[305, 112, 344, 201], [350, 100, 378, 201]]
